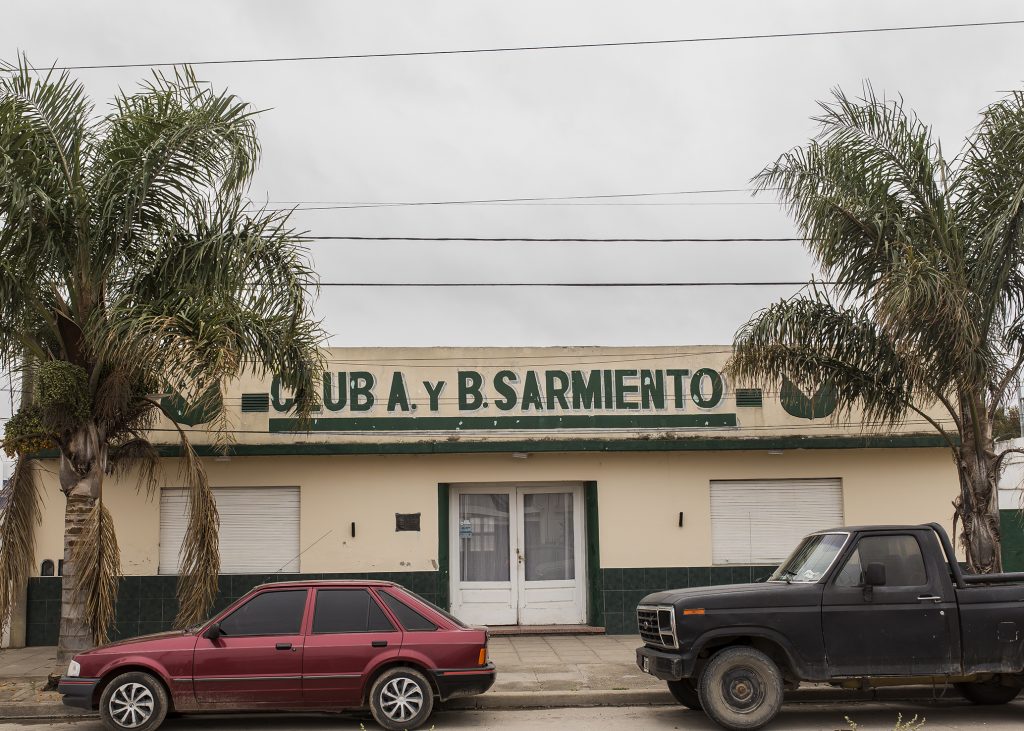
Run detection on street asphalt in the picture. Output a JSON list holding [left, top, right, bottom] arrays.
[[0, 700, 1022, 731]]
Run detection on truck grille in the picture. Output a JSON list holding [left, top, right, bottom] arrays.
[[637, 605, 677, 649]]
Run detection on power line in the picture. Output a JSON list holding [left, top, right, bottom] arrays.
[[43, 19, 1024, 71], [303, 236, 804, 243], [297, 279, 817, 288]]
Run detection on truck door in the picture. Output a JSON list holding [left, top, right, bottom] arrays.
[[821, 532, 960, 676]]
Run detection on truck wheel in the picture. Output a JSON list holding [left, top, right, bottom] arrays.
[[956, 678, 1021, 705], [369, 666, 434, 730], [667, 678, 703, 710], [698, 646, 783, 731], [99, 671, 169, 731]]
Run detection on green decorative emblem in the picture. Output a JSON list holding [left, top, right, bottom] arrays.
[[161, 384, 223, 426], [780, 377, 838, 420]]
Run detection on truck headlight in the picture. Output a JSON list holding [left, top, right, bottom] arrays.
[[66, 660, 80, 678]]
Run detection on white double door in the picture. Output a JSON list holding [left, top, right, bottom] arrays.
[[450, 483, 586, 626]]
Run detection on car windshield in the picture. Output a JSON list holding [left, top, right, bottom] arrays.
[[769, 532, 848, 583]]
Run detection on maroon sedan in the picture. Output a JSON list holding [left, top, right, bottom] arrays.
[[58, 580, 495, 731]]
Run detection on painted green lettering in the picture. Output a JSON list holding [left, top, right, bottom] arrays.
[[546, 371, 570, 410], [350, 372, 375, 412], [667, 369, 690, 409], [493, 371, 518, 411], [640, 370, 665, 409], [522, 371, 543, 411], [458, 371, 484, 410], [615, 369, 639, 409], [322, 372, 347, 411], [270, 375, 294, 412], [691, 368, 724, 409], [423, 380, 446, 411], [571, 370, 601, 409], [602, 370, 614, 409], [387, 372, 411, 412]]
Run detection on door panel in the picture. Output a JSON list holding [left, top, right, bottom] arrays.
[[822, 533, 959, 676], [517, 487, 586, 625], [193, 589, 308, 706], [450, 490, 517, 625]]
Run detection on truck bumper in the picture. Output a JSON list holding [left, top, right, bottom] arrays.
[[636, 646, 693, 681]]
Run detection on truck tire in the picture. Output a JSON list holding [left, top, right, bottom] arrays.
[[956, 678, 1021, 705], [698, 646, 783, 731], [98, 671, 169, 731], [667, 678, 702, 710]]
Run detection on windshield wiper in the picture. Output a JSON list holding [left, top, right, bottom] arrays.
[[777, 569, 797, 584]]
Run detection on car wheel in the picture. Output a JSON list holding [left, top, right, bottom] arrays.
[[99, 672, 169, 731], [698, 646, 783, 731], [956, 678, 1021, 705], [667, 678, 703, 710], [369, 666, 434, 731]]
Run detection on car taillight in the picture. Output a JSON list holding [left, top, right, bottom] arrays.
[[478, 647, 487, 666]]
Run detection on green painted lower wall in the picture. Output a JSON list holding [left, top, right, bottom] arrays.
[[1001, 510, 1024, 572], [26, 565, 774, 644]]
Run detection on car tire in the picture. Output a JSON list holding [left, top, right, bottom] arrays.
[[667, 678, 703, 710], [99, 671, 169, 731], [369, 666, 434, 731], [956, 678, 1021, 705], [698, 646, 783, 731]]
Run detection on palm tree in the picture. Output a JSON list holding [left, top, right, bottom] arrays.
[[729, 84, 1024, 574], [0, 58, 323, 666]]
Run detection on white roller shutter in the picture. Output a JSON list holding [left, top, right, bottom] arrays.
[[710, 479, 843, 565], [159, 487, 300, 575]]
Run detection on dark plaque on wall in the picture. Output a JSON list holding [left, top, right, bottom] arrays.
[[396, 513, 421, 532]]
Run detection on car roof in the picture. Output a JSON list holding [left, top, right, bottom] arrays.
[[253, 579, 401, 590]]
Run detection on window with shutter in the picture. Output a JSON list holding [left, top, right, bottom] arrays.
[[710, 479, 843, 565]]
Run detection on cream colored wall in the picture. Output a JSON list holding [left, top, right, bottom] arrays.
[[29, 447, 959, 575]]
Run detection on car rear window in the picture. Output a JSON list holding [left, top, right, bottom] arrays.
[[313, 589, 396, 633], [219, 589, 307, 637], [379, 590, 438, 631]]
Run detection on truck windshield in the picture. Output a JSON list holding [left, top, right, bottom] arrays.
[[769, 532, 848, 583]]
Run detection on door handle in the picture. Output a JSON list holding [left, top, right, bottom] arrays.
[[372, 640, 388, 648], [275, 642, 293, 650], [917, 595, 942, 603]]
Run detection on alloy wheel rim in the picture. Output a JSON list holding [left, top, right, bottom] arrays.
[[108, 682, 155, 728], [380, 676, 424, 722]]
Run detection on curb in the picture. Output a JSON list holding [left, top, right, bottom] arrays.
[[0, 685, 962, 720]]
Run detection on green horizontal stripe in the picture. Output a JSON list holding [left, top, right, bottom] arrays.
[[268, 413, 738, 433]]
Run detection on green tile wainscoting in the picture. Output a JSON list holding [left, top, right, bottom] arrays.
[[25, 566, 779, 644], [25, 571, 443, 647], [1001, 509, 1024, 572]]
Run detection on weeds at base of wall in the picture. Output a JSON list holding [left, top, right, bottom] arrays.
[[844, 713, 925, 730]]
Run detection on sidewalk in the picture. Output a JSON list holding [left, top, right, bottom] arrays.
[[0, 636, 956, 719]]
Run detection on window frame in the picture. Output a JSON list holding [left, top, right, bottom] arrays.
[[831, 533, 930, 589], [216, 588, 310, 638], [310, 587, 397, 635]]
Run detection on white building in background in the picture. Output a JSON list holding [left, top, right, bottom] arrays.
[[998, 437, 1024, 510]]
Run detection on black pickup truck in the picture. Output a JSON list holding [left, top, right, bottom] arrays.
[[636, 523, 1024, 730]]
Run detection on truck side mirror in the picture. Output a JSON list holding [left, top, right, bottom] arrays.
[[864, 562, 887, 587], [203, 622, 223, 640]]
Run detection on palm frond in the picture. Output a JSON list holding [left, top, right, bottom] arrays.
[[173, 433, 219, 628], [0, 458, 41, 634], [68, 500, 120, 645], [729, 291, 919, 426], [109, 437, 162, 497]]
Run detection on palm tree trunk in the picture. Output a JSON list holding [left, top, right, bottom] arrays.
[[55, 485, 95, 669], [54, 424, 107, 671], [956, 399, 1003, 574]]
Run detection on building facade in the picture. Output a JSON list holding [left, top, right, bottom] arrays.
[[22, 346, 959, 644]]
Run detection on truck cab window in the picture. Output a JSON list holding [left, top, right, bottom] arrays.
[[834, 535, 927, 587]]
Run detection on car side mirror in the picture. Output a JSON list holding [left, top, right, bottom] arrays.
[[864, 562, 887, 587], [203, 622, 223, 640]]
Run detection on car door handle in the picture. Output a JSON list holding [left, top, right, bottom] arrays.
[[275, 642, 294, 650], [372, 640, 388, 648], [917, 595, 942, 603]]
